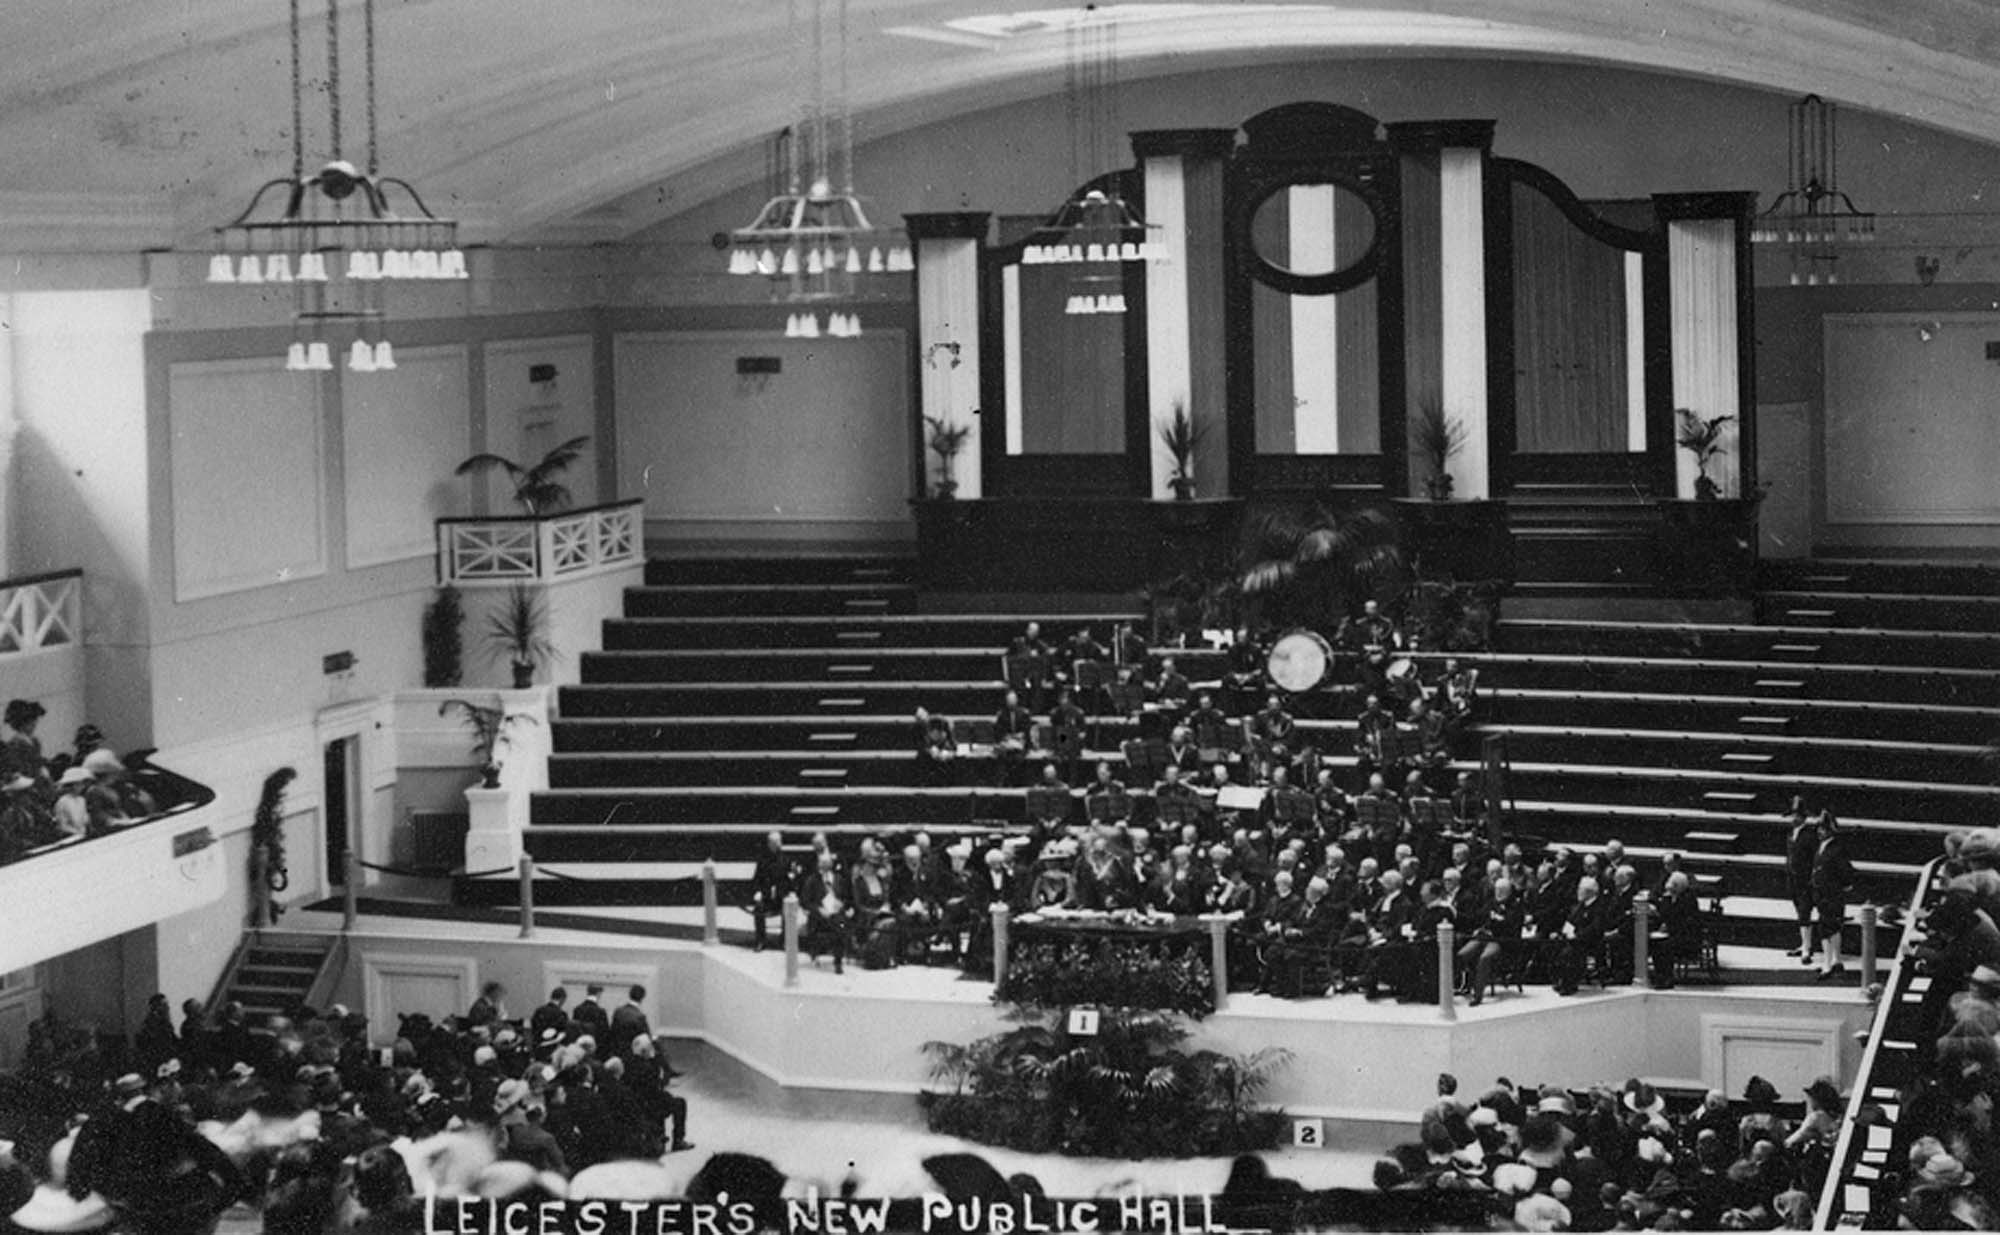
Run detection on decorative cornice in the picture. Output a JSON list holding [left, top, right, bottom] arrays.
[[0, 191, 175, 252]]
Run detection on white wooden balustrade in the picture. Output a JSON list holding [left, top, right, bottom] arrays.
[[436, 500, 642, 586]]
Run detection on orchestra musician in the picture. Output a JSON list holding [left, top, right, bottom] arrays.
[[1024, 763, 1074, 852], [1150, 656, 1193, 716], [1085, 760, 1132, 827], [1105, 665, 1147, 717], [1006, 621, 1054, 710], [1153, 762, 1204, 834], [1111, 620, 1149, 670], [992, 689, 1033, 787], [799, 852, 850, 974], [1353, 694, 1397, 778], [1048, 688, 1089, 781]]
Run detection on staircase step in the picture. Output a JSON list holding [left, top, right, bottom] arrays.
[[1737, 715, 1792, 728], [827, 664, 875, 676], [816, 697, 867, 709], [1719, 752, 1775, 765], [836, 631, 883, 641], [1684, 831, 1742, 852], [808, 732, 858, 744], [789, 805, 841, 819], [1703, 791, 1759, 805], [1767, 644, 1821, 655], [1753, 679, 1805, 690], [797, 768, 848, 783]]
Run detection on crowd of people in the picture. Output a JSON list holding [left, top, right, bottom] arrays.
[[762, 606, 1706, 998], [1371, 1071, 1843, 1230], [1840, 826, 2000, 1229], [0, 697, 159, 864], [0, 982, 695, 1233]]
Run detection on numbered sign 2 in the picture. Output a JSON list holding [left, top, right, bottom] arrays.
[[1292, 1118, 1324, 1149], [1067, 1007, 1101, 1037]]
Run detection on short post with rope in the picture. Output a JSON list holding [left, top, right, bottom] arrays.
[[782, 894, 801, 988], [518, 856, 536, 940], [342, 849, 359, 933], [701, 860, 720, 946], [1207, 915, 1229, 1012], [1436, 922, 1457, 1021], [1635, 895, 1653, 989], [1861, 904, 1878, 997], [991, 902, 1011, 989]]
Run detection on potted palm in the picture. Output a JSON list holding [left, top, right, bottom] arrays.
[[924, 415, 971, 499], [1656, 408, 1758, 594], [1413, 400, 1468, 501], [485, 584, 555, 688], [438, 696, 539, 789], [1157, 402, 1210, 500], [1675, 407, 1735, 501], [454, 435, 592, 514]]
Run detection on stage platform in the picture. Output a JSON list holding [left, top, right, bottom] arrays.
[[277, 899, 1878, 1148]]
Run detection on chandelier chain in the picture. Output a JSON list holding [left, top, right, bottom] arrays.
[[327, 0, 342, 163], [289, 0, 304, 179], [364, 0, 377, 175]]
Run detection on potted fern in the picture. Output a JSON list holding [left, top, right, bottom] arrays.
[[438, 696, 538, 789], [1157, 402, 1210, 500], [454, 435, 592, 515], [486, 584, 555, 688], [1675, 407, 1736, 501], [925, 415, 971, 499], [1413, 400, 1469, 501]]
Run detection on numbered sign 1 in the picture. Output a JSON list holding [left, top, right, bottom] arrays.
[[1067, 1007, 1101, 1037], [1292, 1118, 1324, 1149]]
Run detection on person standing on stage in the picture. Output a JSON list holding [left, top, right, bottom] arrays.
[[1783, 796, 1817, 963], [1811, 809, 1856, 980]]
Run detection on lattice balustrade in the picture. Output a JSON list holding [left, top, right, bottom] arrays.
[[0, 571, 81, 654], [437, 501, 643, 586]]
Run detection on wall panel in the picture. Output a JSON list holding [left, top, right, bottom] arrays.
[[614, 331, 912, 542], [343, 346, 470, 568], [168, 358, 324, 600]]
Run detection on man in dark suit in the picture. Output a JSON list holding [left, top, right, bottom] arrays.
[[626, 1034, 693, 1153], [1357, 871, 1419, 1000], [570, 985, 610, 1039], [608, 986, 651, 1058], [1068, 834, 1138, 911], [992, 689, 1034, 787], [530, 987, 570, 1044], [466, 981, 506, 1029], [1546, 876, 1613, 995], [1150, 657, 1193, 716], [749, 831, 794, 953]]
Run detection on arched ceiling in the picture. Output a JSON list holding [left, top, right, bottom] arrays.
[[5, 0, 2000, 249]]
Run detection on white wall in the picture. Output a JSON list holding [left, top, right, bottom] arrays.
[[8, 288, 155, 734], [614, 331, 914, 544]]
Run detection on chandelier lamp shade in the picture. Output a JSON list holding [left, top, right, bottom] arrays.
[[1751, 93, 1875, 286], [209, 0, 465, 371], [1037, 4, 1162, 318], [725, 0, 907, 340]]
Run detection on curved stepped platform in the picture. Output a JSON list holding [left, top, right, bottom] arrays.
[[455, 551, 1997, 989]]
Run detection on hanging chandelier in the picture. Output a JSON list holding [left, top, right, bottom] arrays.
[[724, 0, 909, 340], [1040, 3, 1160, 316], [1750, 93, 1875, 286], [207, 0, 466, 372]]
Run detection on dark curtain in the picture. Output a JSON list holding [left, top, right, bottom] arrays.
[[1510, 182, 1629, 454], [1017, 262, 1127, 455]]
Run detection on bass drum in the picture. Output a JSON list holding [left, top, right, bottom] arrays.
[[1266, 629, 1332, 694]]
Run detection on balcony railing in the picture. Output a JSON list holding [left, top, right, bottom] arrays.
[[436, 500, 643, 586], [0, 568, 81, 655]]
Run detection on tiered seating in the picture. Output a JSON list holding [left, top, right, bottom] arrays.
[[459, 552, 1999, 981]]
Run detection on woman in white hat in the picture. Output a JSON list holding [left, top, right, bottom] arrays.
[[51, 767, 91, 840]]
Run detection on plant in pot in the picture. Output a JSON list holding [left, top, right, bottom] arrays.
[[486, 583, 555, 688], [1237, 502, 1406, 631], [453, 435, 592, 515], [924, 414, 972, 499], [438, 696, 539, 789], [1413, 399, 1468, 500], [1675, 407, 1737, 501], [1157, 401, 1210, 500]]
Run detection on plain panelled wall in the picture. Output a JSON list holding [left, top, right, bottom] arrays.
[[614, 331, 913, 542]]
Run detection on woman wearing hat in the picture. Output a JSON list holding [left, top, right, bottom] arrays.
[[0, 699, 48, 786], [51, 766, 91, 839]]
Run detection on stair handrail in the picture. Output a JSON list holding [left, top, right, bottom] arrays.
[[301, 933, 350, 1015], [1812, 854, 1944, 1231]]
